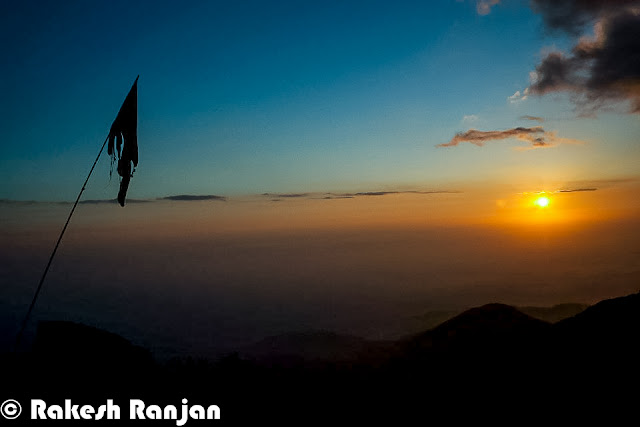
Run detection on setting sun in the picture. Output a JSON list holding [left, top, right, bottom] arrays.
[[535, 196, 550, 208]]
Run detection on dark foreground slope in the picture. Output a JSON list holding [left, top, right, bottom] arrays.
[[3, 292, 640, 424]]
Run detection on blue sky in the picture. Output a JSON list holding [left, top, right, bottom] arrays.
[[2, 0, 638, 201]]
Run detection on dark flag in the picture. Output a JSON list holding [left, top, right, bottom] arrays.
[[108, 76, 139, 206]]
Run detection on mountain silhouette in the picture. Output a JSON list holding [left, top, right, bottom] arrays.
[[397, 302, 587, 339], [4, 292, 640, 424], [518, 302, 589, 323], [33, 320, 153, 370], [402, 303, 550, 362], [551, 292, 640, 370]]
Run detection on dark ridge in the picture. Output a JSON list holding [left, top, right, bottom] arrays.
[[553, 291, 640, 348], [404, 303, 551, 354], [4, 293, 640, 422], [518, 303, 589, 323], [160, 194, 226, 201], [32, 321, 153, 379], [411, 309, 460, 331], [407, 303, 588, 336], [393, 303, 552, 382]]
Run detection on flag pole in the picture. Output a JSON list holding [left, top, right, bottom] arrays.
[[13, 76, 139, 352], [13, 135, 109, 351]]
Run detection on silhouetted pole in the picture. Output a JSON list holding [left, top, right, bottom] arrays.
[[13, 136, 109, 351], [13, 76, 139, 352]]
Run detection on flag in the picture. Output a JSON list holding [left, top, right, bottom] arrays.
[[108, 76, 138, 206]]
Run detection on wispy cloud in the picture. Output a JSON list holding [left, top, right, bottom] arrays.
[[438, 126, 583, 149], [508, 88, 529, 103], [161, 195, 226, 201], [320, 195, 355, 200], [325, 191, 460, 198], [355, 191, 398, 196], [527, 1, 640, 114], [519, 115, 545, 123], [462, 114, 479, 124], [556, 188, 597, 193], [261, 193, 308, 198]]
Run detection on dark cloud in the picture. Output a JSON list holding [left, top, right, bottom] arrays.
[[438, 126, 582, 148], [355, 191, 399, 196], [405, 190, 461, 195], [519, 115, 545, 122], [530, 0, 636, 35], [261, 193, 308, 198], [556, 188, 597, 193], [161, 195, 226, 201], [320, 195, 355, 200], [528, 2, 640, 114], [529, 52, 579, 94], [352, 191, 459, 197]]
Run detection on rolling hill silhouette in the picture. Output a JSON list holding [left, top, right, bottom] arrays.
[[519, 303, 589, 323], [4, 292, 639, 423], [551, 292, 640, 371], [393, 302, 587, 339]]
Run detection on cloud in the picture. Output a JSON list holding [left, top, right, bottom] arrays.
[[556, 188, 597, 193], [551, 177, 637, 190], [519, 115, 545, 122], [476, 0, 500, 15], [161, 195, 226, 201], [462, 114, 479, 124], [508, 88, 529, 103], [530, 0, 636, 35], [261, 193, 308, 198], [438, 126, 583, 148], [355, 191, 398, 196], [527, 2, 640, 114], [337, 191, 460, 197], [321, 195, 355, 200]]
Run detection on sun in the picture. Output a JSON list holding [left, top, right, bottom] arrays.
[[534, 196, 550, 208]]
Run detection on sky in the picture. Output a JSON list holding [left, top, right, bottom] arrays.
[[1, 0, 640, 356], [2, 0, 638, 201]]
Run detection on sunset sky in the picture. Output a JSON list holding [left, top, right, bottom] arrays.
[[2, 0, 639, 201], [1, 1, 639, 356]]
